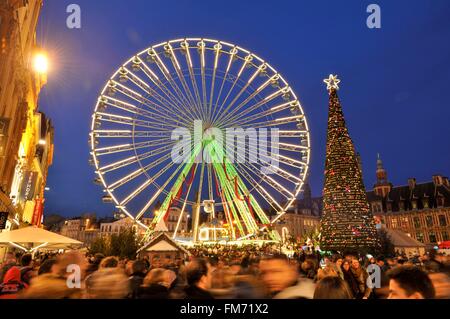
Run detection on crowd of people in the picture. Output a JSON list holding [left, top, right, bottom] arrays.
[[0, 246, 449, 299]]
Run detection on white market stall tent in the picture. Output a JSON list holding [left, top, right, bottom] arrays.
[[0, 226, 83, 252]]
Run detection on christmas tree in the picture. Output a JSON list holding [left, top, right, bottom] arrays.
[[320, 75, 379, 252]]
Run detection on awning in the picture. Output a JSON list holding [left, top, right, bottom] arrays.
[[0, 226, 83, 252]]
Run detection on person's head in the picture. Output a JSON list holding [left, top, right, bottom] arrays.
[[20, 254, 33, 267], [342, 260, 351, 271], [259, 254, 298, 294], [351, 258, 360, 270], [99, 256, 119, 269], [162, 269, 177, 288], [336, 258, 343, 268], [314, 276, 353, 299], [143, 268, 166, 286], [317, 265, 338, 281], [185, 258, 212, 290], [376, 256, 385, 267], [132, 260, 147, 275], [92, 253, 105, 265], [38, 259, 57, 276], [53, 251, 87, 279], [387, 266, 435, 299], [208, 255, 219, 268], [387, 258, 397, 267]]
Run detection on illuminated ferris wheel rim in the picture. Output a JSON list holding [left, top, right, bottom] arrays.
[[89, 37, 311, 234]]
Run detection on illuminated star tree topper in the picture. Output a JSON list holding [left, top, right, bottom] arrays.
[[323, 74, 341, 91]]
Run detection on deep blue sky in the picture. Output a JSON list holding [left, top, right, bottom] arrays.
[[37, 0, 450, 218]]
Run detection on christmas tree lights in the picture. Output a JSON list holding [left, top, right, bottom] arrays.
[[320, 75, 379, 252]]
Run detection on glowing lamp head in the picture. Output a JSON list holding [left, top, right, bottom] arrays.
[[33, 52, 49, 74]]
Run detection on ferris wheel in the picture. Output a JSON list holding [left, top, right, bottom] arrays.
[[89, 38, 310, 243]]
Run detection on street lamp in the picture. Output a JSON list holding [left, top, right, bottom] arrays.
[[33, 51, 49, 74]]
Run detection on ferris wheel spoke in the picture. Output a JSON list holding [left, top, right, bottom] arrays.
[[211, 47, 238, 124], [215, 74, 276, 126], [213, 57, 249, 125], [230, 101, 296, 127], [148, 49, 198, 120], [208, 42, 221, 123], [221, 143, 297, 199], [122, 65, 194, 126], [94, 137, 172, 157], [92, 130, 171, 139], [106, 80, 190, 127], [122, 159, 180, 209], [136, 161, 189, 223], [137, 50, 192, 112], [181, 40, 205, 121], [172, 164, 199, 239], [221, 86, 289, 128], [100, 95, 186, 127], [214, 62, 264, 126], [98, 144, 174, 174], [94, 111, 180, 131], [166, 45, 204, 121], [198, 41, 209, 121]]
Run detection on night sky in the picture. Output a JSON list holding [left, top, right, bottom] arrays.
[[36, 0, 450, 218]]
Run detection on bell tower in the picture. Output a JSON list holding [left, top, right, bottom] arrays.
[[374, 154, 391, 197]]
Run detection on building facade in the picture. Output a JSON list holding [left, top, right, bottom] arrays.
[[0, 0, 52, 230], [165, 206, 189, 236], [275, 184, 321, 241], [368, 155, 450, 248], [100, 216, 152, 238]]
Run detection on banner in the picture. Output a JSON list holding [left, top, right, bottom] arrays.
[[32, 198, 43, 226], [19, 171, 38, 202]]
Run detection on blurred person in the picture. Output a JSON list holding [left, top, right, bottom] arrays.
[[85, 256, 130, 299], [317, 265, 338, 281], [85, 253, 104, 277], [428, 272, 450, 299], [0, 266, 28, 299], [128, 260, 148, 299], [334, 257, 344, 280], [183, 258, 214, 299], [138, 268, 170, 299], [19, 254, 35, 285], [299, 259, 316, 280], [342, 260, 359, 298], [229, 261, 241, 275], [231, 274, 266, 299], [0, 252, 16, 283], [260, 254, 315, 299], [386, 257, 398, 270], [350, 258, 372, 299], [125, 260, 134, 276], [22, 251, 86, 299], [387, 265, 435, 299], [37, 259, 57, 276], [314, 276, 353, 299]]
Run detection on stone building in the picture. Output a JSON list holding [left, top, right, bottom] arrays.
[[165, 206, 189, 236], [0, 0, 52, 230], [367, 155, 450, 248], [274, 184, 321, 241]]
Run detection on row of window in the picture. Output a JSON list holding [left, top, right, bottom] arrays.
[[372, 197, 445, 213], [390, 214, 447, 229], [414, 231, 449, 244]]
